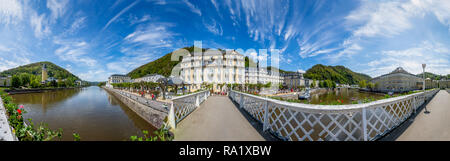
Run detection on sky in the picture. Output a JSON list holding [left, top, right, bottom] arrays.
[[0, 0, 449, 81]]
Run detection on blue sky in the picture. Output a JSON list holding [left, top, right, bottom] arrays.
[[0, 0, 449, 81]]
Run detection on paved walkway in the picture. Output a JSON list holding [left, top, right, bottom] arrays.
[[174, 96, 265, 141], [397, 90, 450, 141]]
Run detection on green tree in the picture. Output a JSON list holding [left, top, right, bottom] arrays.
[[11, 75, 21, 88], [359, 80, 367, 89], [311, 79, 316, 88], [19, 73, 31, 87]]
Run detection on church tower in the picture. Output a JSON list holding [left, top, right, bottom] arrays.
[[42, 63, 48, 83]]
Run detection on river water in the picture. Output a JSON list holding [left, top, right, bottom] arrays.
[[10, 86, 156, 141]]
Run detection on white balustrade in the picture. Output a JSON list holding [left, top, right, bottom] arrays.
[[168, 90, 211, 129], [229, 89, 439, 141]]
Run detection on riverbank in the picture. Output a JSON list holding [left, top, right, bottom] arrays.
[[102, 87, 168, 129], [4, 87, 85, 95]]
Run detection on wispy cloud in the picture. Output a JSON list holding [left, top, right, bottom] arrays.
[[203, 18, 223, 35], [30, 11, 51, 39], [182, 0, 202, 16], [364, 41, 450, 77], [124, 23, 176, 48], [102, 0, 140, 32], [54, 39, 97, 67], [0, 0, 23, 25], [46, 0, 69, 22]]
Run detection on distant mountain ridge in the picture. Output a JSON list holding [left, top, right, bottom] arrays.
[[416, 72, 450, 80], [0, 61, 80, 80], [304, 64, 371, 84]]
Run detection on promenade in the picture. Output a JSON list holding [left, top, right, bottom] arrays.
[[174, 95, 265, 141], [397, 90, 450, 141]]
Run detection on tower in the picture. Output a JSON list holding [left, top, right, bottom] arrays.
[[42, 63, 48, 83]]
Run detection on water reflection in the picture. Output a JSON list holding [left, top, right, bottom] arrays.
[[308, 88, 385, 104], [11, 86, 156, 141]]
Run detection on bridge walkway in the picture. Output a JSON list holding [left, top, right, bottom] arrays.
[[174, 95, 265, 141], [396, 90, 450, 141]]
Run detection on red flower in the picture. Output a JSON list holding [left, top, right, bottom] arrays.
[[20, 105, 24, 109], [17, 109, 22, 114]]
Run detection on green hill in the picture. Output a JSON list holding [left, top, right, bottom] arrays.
[[127, 46, 209, 79], [416, 72, 449, 80], [304, 64, 371, 84], [0, 61, 80, 80]]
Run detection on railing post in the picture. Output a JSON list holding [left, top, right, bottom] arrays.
[[195, 94, 199, 107], [240, 93, 244, 109], [168, 102, 176, 129], [263, 100, 269, 131], [361, 108, 368, 141], [412, 95, 416, 114]]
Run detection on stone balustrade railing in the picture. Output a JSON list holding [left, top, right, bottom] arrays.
[[167, 90, 210, 129], [111, 88, 170, 113], [229, 89, 439, 141]]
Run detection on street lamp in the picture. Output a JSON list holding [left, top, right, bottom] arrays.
[[422, 64, 426, 91], [422, 64, 430, 114]]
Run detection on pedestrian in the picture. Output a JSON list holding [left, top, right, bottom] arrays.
[[152, 93, 155, 100]]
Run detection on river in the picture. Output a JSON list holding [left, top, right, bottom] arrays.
[[10, 86, 156, 141]]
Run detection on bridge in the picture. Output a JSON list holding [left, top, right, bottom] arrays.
[[167, 88, 444, 141], [2, 87, 445, 141]]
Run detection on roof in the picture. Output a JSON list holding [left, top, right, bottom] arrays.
[[371, 67, 421, 81], [110, 74, 128, 77]]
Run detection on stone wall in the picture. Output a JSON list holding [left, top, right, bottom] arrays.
[[103, 87, 168, 128]]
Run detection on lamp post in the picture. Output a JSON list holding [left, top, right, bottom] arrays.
[[422, 64, 426, 91], [422, 64, 430, 114]]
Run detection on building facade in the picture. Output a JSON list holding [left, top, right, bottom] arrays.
[[370, 67, 423, 93], [108, 74, 131, 84], [282, 71, 314, 89], [180, 50, 245, 92], [245, 67, 283, 85], [0, 76, 11, 87]]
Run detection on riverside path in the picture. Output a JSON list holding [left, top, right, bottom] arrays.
[[396, 90, 450, 141], [174, 95, 265, 141]]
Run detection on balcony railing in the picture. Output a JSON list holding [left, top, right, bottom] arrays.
[[167, 90, 211, 129], [229, 89, 439, 141]]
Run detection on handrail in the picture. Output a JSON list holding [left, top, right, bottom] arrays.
[[167, 90, 210, 129], [229, 89, 439, 141]]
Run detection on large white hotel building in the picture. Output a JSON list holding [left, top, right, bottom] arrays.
[[180, 50, 246, 91], [180, 50, 284, 92]]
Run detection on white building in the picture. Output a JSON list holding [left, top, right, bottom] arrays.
[[0, 76, 12, 87], [245, 67, 283, 85], [180, 50, 245, 92], [108, 74, 131, 84], [282, 70, 313, 88], [133, 74, 165, 83]]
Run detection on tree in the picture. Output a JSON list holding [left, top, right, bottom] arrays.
[[19, 73, 31, 87], [264, 82, 272, 88], [319, 81, 324, 88], [311, 79, 316, 88], [11, 75, 21, 88], [359, 80, 367, 89]]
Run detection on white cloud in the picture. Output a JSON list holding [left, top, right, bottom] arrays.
[[365, 41, 450, 77], [0, 0, 23, 25], [46, 0, 69, 22], [30, 11, 51, 38], [203, 18, 223, 35], [0, 44, 32, 72], [54, 39, 97, 67], [124, 23, 175, 48], [102, 0, 140, 32], [182, 0, 201, 16]]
